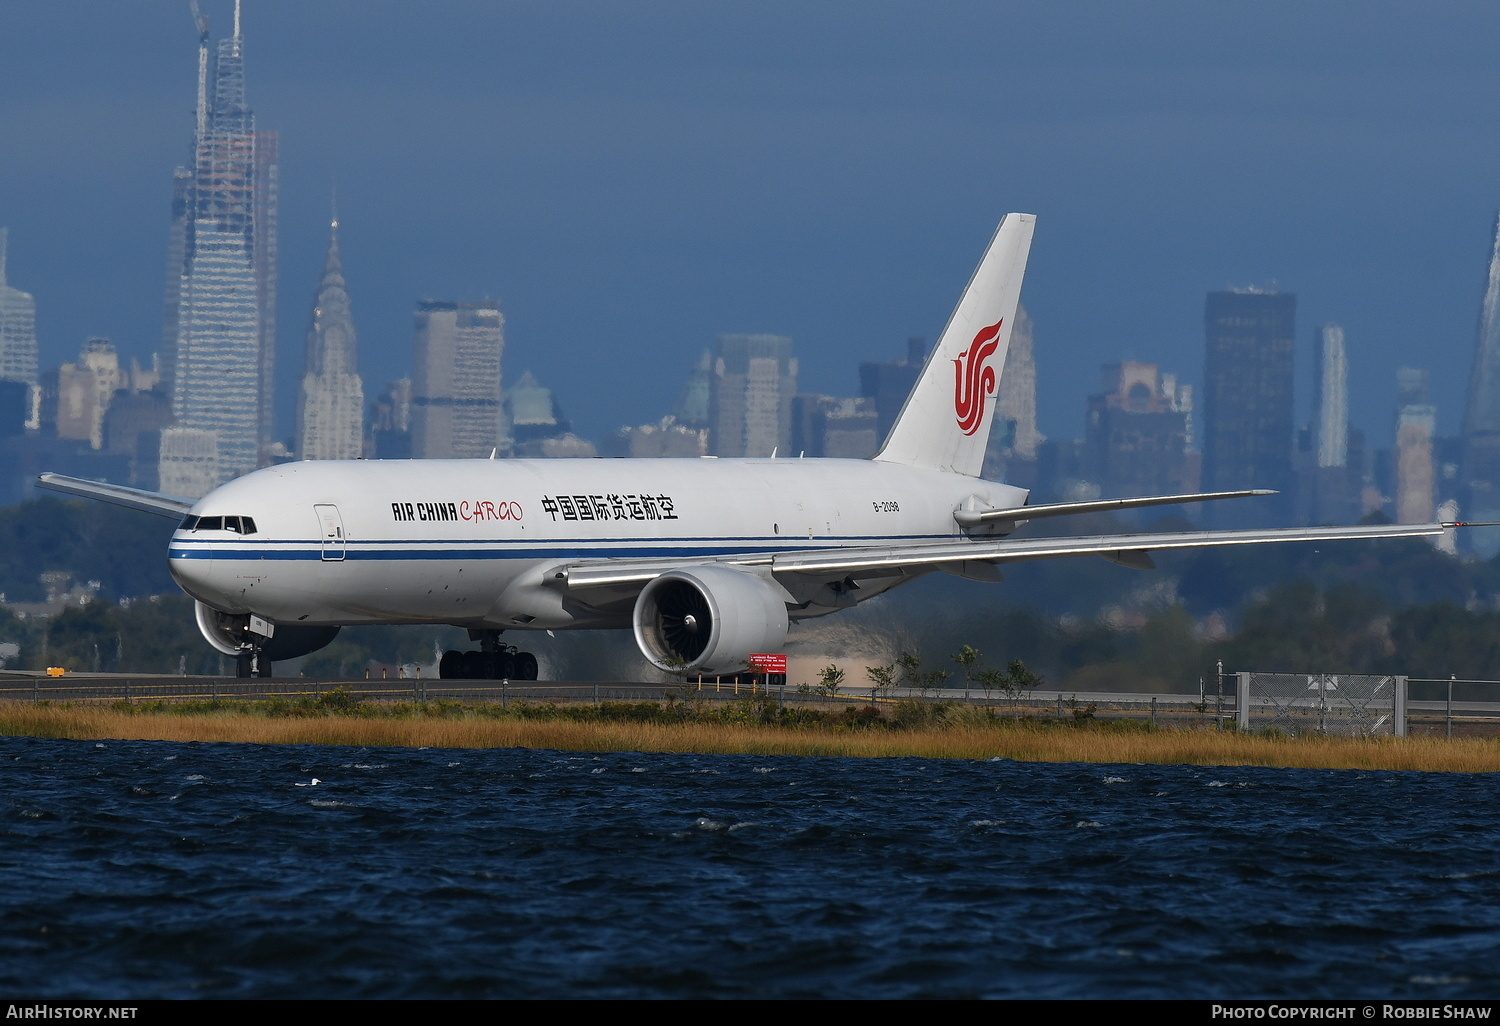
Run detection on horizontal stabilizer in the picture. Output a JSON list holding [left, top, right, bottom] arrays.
[[36, 473, 194, 519]]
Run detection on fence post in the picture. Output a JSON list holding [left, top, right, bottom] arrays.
[[1395, 675, 1408, 738], [1056, 695, 1062, 719], [502, 679, 508, 710], [1236, 672, 1251, 731], [1447, 676, 1454, 740], [593, 681, 599, 706], [1150, 696, 1157, 727]]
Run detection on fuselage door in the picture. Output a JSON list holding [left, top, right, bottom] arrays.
[[315, 504, 346, 562]]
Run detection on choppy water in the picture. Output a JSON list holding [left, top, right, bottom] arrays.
[[1, 737, 1499, 998]]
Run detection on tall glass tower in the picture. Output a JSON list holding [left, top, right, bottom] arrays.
[[161, 2, 277, 497], [1461, 213, 1500, 554], [1313, 323, 1348, 470], [0, 228, 38, 390], [1203, 289, 1296, 525], [411, 301, 506, 459]]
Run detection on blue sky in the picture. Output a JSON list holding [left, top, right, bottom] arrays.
[[3, 1, 1500, 449]]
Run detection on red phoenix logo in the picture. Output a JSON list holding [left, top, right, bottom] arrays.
[[953, 319, 1004, 436]]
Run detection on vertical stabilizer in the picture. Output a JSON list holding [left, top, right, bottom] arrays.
[[874, 212, 1035, 476]]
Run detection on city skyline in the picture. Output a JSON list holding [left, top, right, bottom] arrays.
[[5, 3, 1500, 454]]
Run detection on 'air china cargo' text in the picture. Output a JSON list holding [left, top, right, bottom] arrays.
[[391, 500, 523, 523]]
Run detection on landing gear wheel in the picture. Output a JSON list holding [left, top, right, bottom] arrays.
[[514, 652, 539, 681], [461, 650, 487, 679], [497, 652, 516, 680], [439, 650, 463, 679]]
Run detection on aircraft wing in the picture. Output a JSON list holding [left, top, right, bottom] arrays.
[[35, 473, 194, 519], [951, 488, 1276, 527], [765, 521, 1447, 575], [558, 521, 1449, 591]]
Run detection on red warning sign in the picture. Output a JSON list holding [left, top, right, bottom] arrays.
[[748, 653, 787, 674]]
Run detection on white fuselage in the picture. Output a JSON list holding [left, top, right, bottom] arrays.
[[168, 457, 1027, 630]]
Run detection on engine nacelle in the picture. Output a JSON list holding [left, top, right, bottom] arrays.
[[193, 601, 341, 662], [632, 566, 789, 674]]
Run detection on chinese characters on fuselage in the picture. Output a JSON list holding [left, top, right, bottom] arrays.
[[540, 494, 678, 522]]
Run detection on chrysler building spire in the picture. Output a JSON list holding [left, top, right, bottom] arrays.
[[296, 212, 364, 460]]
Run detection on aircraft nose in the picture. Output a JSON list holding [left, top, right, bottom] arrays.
[[168, 539, 220, 603]]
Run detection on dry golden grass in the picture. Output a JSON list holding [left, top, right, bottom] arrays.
[[2, 702, 1498, 772]]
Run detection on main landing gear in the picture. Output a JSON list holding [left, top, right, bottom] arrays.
[[438, 630, 539, 681]]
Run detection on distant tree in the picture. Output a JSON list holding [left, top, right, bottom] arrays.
[[44, 602, 117, 672], [866, 662, 897, 698], [952, 645, 981, 696]]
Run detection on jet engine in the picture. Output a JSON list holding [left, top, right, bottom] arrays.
[[193, 601, 341, 662], [632, 566, 789, 674]]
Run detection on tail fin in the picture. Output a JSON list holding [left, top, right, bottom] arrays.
[[873, 212, 1035, 476]]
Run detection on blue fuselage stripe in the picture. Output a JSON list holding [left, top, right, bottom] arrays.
[[166, 535, 951, 562]]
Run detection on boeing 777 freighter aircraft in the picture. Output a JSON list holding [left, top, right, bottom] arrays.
[[39, 214, 1452, 678]]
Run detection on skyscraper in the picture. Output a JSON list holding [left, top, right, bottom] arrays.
[[1302, 322, 1360, 525], [1464, 213, 1500, 440], [994, 304, 1042, 461], [1203, 289, 1296, 521], [41, 338, 124, 451], [0, 228, 38, 396], [161, 2, 278, 497], [1083, 362, 1198, 499], [1462, 213, 1500, 552], [1313, 323, 1348, 470], [673, 350, 713, 429], [1396, 368, 1437, 525], [410, 301, 506, 459], [709, 334, 797, 457], [296, 216, 364, 460], [859, 337, 925, 446]]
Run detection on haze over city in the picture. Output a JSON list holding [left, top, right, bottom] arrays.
[[4, 1, 1500, 448]]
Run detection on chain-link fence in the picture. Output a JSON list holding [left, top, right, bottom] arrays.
[[1234, 672, 1406, 737]]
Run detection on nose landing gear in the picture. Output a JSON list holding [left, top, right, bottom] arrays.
[[235, 647, 273, 679]]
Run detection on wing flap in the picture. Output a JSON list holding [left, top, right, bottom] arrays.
[[560, 554, 773, 590]]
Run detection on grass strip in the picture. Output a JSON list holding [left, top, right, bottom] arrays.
[[1, 695, 1497, 772]]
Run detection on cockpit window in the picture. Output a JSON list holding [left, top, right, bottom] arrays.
[[183, 514, 257, 534]]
